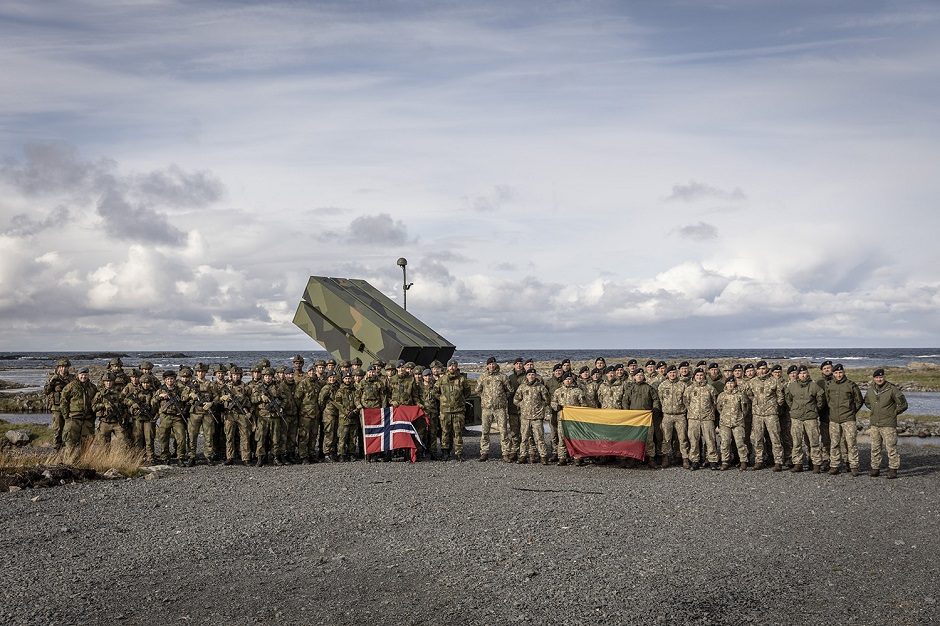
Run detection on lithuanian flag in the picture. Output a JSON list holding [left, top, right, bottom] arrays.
[[559, 406, 652, 460]]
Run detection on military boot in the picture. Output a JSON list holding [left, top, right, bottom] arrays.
[[820, 460, 830, 473], [682, 458, 690, 470], [557, 458, 568, 466], [540, 456, 549, 465], [750, 462, 764, 471], [812, 464, 822, 474], [710, 462, 721, 471], [887, 469, 898, 479], [255, 457, 265, 467], [738, 461, 747, 471], [791, 464, 803, 473], [828, 464, 840, 475], [850, 466, 859, 477], [869, 468, 880, 477], [478, 454, 487, 462], [772, 464, 782, 472], [661, 456, 671, 469], [646, 458, 657, 469], [720, 463, 730, 471], [517, 456, 528, 464], [690, 462, 699, 471], [273, 457, 284, 466], [223, 459, 233, 466], [574, 458, 584, 466], [441, 449, 451, 462]]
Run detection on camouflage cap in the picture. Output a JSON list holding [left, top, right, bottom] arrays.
[[326, 358, 336, 365], [109, 357, 123, 367], [194, 362, 209, 372], [251, 365, 262, 373], [259, 358, 271, 367], [141, 374, 156, 385], [292, 354, 304, 364], [341, 360, 352, 368], [215, 365, 229, 374], [102, 372, 115, 382], [430, 360, 444, 369], [139, 361, 154, 370], [56, 358, 71, 367], [179, 366, 193, 375], [130, 369, 141, 378], [325, 369, 337, 378], [447, 359, 458, 366], [315, 359, 327, 367], [275, 365, 288, 374], [78, 367, 89, 374], [162, 370, 176, 378], [384, 365, 394, 372], [263, 367, 276, 376], [230, 366, 243, 374], [404, 362, 415, 369], [352, 357, 362, 366]]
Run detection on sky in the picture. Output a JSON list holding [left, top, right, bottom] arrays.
[[1, 0, 939, 351]]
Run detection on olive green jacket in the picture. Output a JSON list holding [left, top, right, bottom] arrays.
[[825, 377, 863, 423], [863, 382, 908, 427], [785, 379, 825, 421]]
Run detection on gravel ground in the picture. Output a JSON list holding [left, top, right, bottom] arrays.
[[2, 439, 939, 625]]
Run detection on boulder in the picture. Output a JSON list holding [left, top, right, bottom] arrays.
[[5, 430, 31, 446], [101, 468, 124, 479]]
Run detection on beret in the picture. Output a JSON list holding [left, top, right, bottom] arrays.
[[833, 364, 844, 372], [873, 368, 885, 377], [665, 365, 677, 373], [486, 357, 497, 364], [756, 360, 767, 368]]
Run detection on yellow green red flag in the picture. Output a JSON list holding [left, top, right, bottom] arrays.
[[559, 406, 652, 460]]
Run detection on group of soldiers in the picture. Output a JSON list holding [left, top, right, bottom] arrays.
[[44, 354, 909, 477]]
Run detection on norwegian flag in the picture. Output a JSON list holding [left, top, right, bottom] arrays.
[[361, 405, 426, 463]]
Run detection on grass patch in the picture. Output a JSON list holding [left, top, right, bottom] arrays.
[[0, 418, 53, 445], [856, 411, 939, 423], [61, 442, 147, 476], [844, 366, 940, 391]]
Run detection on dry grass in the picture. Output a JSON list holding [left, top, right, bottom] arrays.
[[0, 448, 55, 470], [57, 441, 148, 476]]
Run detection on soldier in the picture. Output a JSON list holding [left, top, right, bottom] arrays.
[[597, 366, 624, 409], [121, 368, 143, 444], [126, 374, 157, 462], [291, 355, 305, 383], [325, 358, 337, 373], [816, 360, 835, 471], [785, 365, 825, 473], [707, 363, 724, 396], [138, 360, 155, 380], [677, 361, 691, 384], [716, 378, 749, 471], [435, 359, 473, 461], [430, 359, 444, 379], [683, 369, 719, 470], [60, 367, 96, 460], [357, 366, 388, 462], [550, 373, 586, 466], [92, 372, 126, 448], [505, 357, 526, 462], [622, 369, 659, 469], [657, 365, 690, 469], [330, 372, 359, 462], [220, 366, 253, 465], [419, 369, 441, 458], [154, 371, 188, 465], [594, 356, 607, 371], [250, 367, 285, 466], [863, 368, 908, 479], [643, 360, 657, 384], [744, 360, 785, 471], [577, 366, 598, 409], [825, 363, 863, 476], [390, 361, 420, 407], [626, 358, 639, 378], [107, 357, 130, 392], [474, 357, 513, 462], [181, 363, 218, 466], [276, 366, 301, 462], [513, 369, 551, 465], [772, 364, 793, 467], [44, 357, 74, 450], [350, 357, 364, 378], [319, 371, 341, 461], [296, 365, 322, 463], [314, 359, 327, 379], [544, 364, 565, 462]]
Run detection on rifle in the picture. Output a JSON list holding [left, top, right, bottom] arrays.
[[127, 394, 154, 422], [266, 393, 290, 428], [159, 384, 189, 427], [223, 384, 256, 430]]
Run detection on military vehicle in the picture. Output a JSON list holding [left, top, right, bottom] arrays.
[[292, 276, 455, 368]]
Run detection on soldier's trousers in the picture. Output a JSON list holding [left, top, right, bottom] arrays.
[[95, 420, 126, 447], [779, 413, 793, 463], [819, 416, 831, 462], [719, 424, 748, 463], [337, 415, 357, 456], [479, 407, 508, 457], [50, 411, 64, 449], [549, 410, 560, 453], [440, 410, 465, 456], [870, 425, 900, 470], [81, 417, 95, 443], [297, 413, 320, 460], [829, 421, 859, 469], [133, 420, 156, 461], [661, 413, 689, 459], [687, 419, 718, 463], [321, 409, 339, 455], [256, 417, 282, 459], [519, 418, 549, 460], [188, 413, 216, 460], [224, 415, 251, 462], [507, 411, 521, 457], [281, 414, 299, 458], [790, 419, 822, 467], [652, 409, 664, 455], [63, 416, 85, 458], [158, 417, 187, 461], [751, 413, 784, 465]]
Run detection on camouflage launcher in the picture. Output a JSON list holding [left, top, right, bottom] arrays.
[[292, 276, 456, 368]]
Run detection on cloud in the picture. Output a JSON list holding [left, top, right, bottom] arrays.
[[344, 213, 411, 246], [96, 188, 186, 246], [3, 205, 70, 237], [673, 221, 718, 241], [466, 185, 515, 212], [133, 165, 223, 208], [667, 181, 746, 203], [0, 143, 113, 198]]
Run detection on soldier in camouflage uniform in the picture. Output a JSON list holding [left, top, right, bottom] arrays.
[[60, 367, 96, 460], [550, 373, 586, 465], [716, 378, 748, 471], [816, 361, 835, 471], [544, 364, 565, 462], [825, 364, 863, 476], [785, 365, 825, 473], [125, 374, 157, 462], [44, 358, 74, 450], [357, 366, 388, 461], [744, 360, 784, 471], [683, 369, 719, 470], [505, 358, 526, 462], [296, 365, 322, 463], [597, 367, 624, 409], [220, 366, 253, 465], [677, 361, 691, 384], [513, 369, 550, 465], [474, 357, 513, 462], [291, 355, 305, 383], [577, 366, 598, 408], [657, 365, 690, 469], [107, 357, 130, 392], [251, 367, 286, 466], [275, 366, 301, 462], [435, 359, 473, 461], [154, 371, 188, 465], [120, 369, 142, 444], [623, 369, 660, 469], [864, 368, 907, 478], [318, 371, 340, 461], [183, 363, 219, 466], [772, 365, 793, 467], [92, 372, 126, 448], [419, 369, 441, 458], [330, 372, 359, 462]]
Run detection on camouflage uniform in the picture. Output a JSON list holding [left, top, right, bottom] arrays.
[[745, 374, 784, 467], [390, 371, 420, 407], [43, 363, 74, 450], [506, 367, 526, 459], [184, 371, 219, 463], [816, 373, 834, 464], [683, 381, 718, 465], [60, 374, 97, 458], [544, 371, 565, 460], [716, 388, 748, 466], [513, 377, 550, 462], [418, 375, 441, 456], [278, 375, 301, 461], [550, 383, 586, 463], [578, 375, 599, 409], [657, 377, 690, 463], [474, 367, 513, 460], [328, 379, 359, 459], [785, 378, 825, 469], [319, 378, 340, 458], [125, 377, 157, 462], [864, 380, 907, 472], [357, 373, 388, 458], [251, 376, 285, 464], [826, 376, 863, 471], [296, 374, 323, 462], [597, 378, 624, 409], [774, 373, 794, 464], [153, 378, 188, 463], [221, 376, 253, 464], [92, 381, 126, 447], [622, 378, 660, 460], [435, 370, 473, 459]]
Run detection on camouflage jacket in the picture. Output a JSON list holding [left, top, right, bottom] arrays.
[[622, 382, 660, 411], [220, 382, 253, 418], [296, 377, 322, 416], [513, 379, 550, 420], [745, 374, 782, 416], [683, 381, 717, 421], [544, 376, 564, 412], [250, 381, 284, 420], [551, 385, 586, 413], [328, 382, 359, 418], [151, 384, 187, 420], [124, 387, 155, 421], [708, 373, 725, 397], [825, 377, 863, 423], [44, 372, 75, 413], [577, 379, 599, 408], [657, 378, 688, 414], [716, 389, 746, 428], [60, 379, 97, 419], [389, 373, 420, 407], [419, 380, 440, 417], [357, 377, 388, 409], [597, 379, 624, 409], [108, 368, 130, 392], [815, 375, 834, 420], [474, 370, 511, 410], [319, 383, 340, 416], [185, 378, 219, 416], [435, 373, 472, 413], [864, 381, 908, 427], [92, 387, 124, 422], [785, 380, 825, 421], [506, 369, 526, 414], [278, 379, 300, 416]]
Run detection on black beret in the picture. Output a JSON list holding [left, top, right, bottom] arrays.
[[614, 363, 624, 370], [162, 370, 176, 378], [645, 360, 656, 367], [820, 360, 833, 369], [562, 373, 574, 381], [771, 364, 782, 372], [627, 359, 637, 366], [526, 369, 538, 375], [873, 368, 885, 377], [524, 358, 534, 365], [514, 357, 524, 364], [679, 361, 690, 368], [693, 368, 705, 376], [552, 364, 563, 371], [756, 360, 767, 368], [787, 365, 798, 374], [744, 363, 755, 371], [579, 366, 590, 374], [732, 363, 743, 371], [486, 357, 497, 364], [604, 366, 615, 374], [591, 368, 602, 376], [833, 363, 844, 372], [708, 363, 719, 369], [725, 377, 736, 384], [797, 365, 809, 373], [633, 369, 645, 377], [561, 358, 571, 365], [665, 365, 677, 373], [657, 361, 667, 368], [696, 360, 707, 367]]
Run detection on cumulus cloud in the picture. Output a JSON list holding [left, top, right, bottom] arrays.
[[0, 143, 113, 198], [673, 221, 718, 241], [3, 205, 71, 237], [97, 188, 186, 246], [133, 165, 223, 209], [667, 181, 746, 203]]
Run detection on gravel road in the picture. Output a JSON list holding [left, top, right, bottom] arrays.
[[2, 439, 939, 625]]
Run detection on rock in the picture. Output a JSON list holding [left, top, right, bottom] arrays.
[[144, 473, 158, 481], [31, 495, 41, 502], [102, 468, 124, 479], [142, 465, 172, 472], [5, 430, 31, 446], [8, 485, 22, 492]]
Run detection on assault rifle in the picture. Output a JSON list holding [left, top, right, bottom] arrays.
[[223, 384, 256, 430], [159, 384, 189, 427], [266, 393, 290, 428], [126, 394, 153, 422]]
